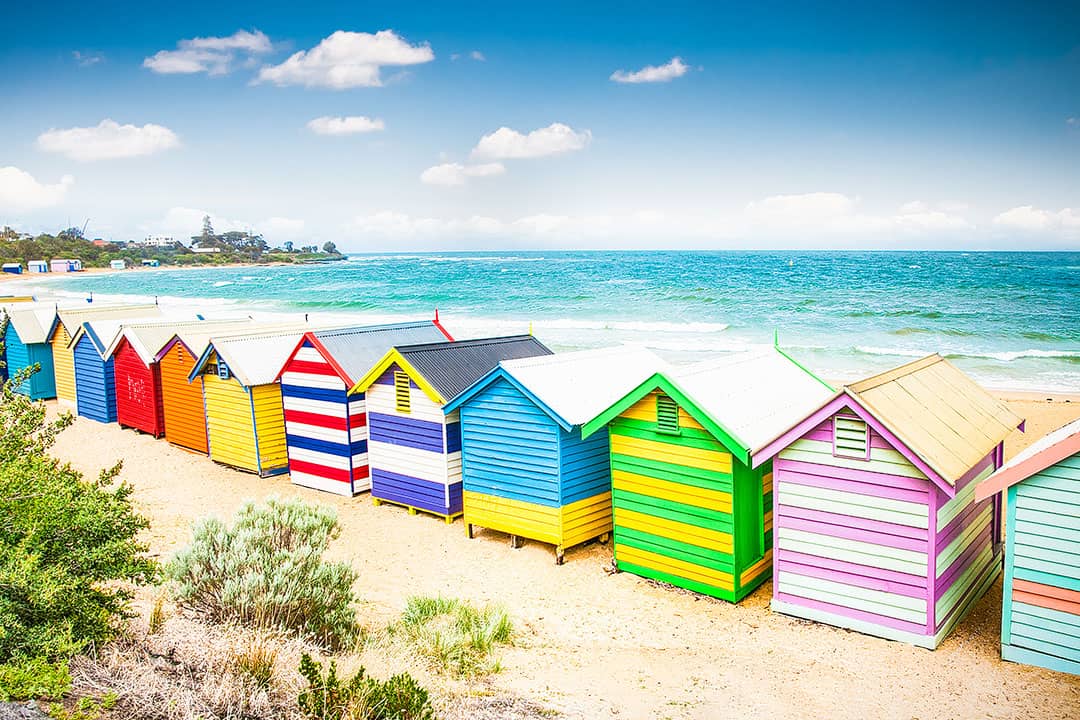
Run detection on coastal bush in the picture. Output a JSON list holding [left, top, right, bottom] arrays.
[[394, 596, 512, 677], [297, 654, 436, 720], [0, 372, 156, 700], [166, 497, 359, 649]]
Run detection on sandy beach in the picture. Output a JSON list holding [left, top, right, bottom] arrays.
[[44, 391, 1080, 720]]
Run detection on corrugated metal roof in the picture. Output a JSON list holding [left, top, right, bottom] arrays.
[[501, 345, 668, 427], [846, 354, 1023, 486], [670, 347, 836, 454], [5, 305, 61, 344], [308, 321, 451, 386], [397, 335, 552, 402], [976, 417, 1080, 500], [105, 318, 255, 364], [56, 304, 161, 339], [70, 314, 188, 356], [193, 322, 333, 387]]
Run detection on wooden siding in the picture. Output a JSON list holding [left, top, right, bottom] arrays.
[[113, 338, 165, 436], [159, 341, 210, 453], [607, 391, 769, 602], [251, 382, 289, 475], [50, 324, 77, 404], [203, 368, 259, 473], [5, 325, 55, 399], [772, 414, 1002, 647], [73, 335, 117, 423], [367, 366, 459, 517], [457, 376, 612, 557], [1001, 452, 1080, 674], [283, 342, 369, 496]]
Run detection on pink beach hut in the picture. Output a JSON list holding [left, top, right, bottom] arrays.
[[753, 354, 1024, 648]]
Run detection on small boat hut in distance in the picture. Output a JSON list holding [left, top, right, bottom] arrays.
[[976, 417, 1080, 675], [578, 346, 835, 601], [277, 319, 454, 497], [154, 321, 260, 453], [753, 354, 1024, 649], [49, 304, 161, 407], [350, 335, 553, 523], [4, 304, 62, 399], [443, 345, 667, 564], [188, 323, 320, 476]]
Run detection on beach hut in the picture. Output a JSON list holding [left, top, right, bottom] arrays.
[[752, 354, 1024, 648], [442, 345, 666, 563], [351, 336, 553, 523], [578, 347, 835, 601], [2, 263, 22, 275], [50, 259, 82, 272], [109, 259, 127, 270], [2, 305, 59, 398], [278, 320, 454, 497], [49, 305, 161, 406], [104, 319, 251, 437], [27, 261, 49, 273], [975, 418, 1080, 674], [189, 324, 321, 475], [141, 259, 160, 267]]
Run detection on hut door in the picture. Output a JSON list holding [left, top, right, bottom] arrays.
[[733, 463, 765, 567]]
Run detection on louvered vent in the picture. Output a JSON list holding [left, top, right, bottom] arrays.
[[394, 370, 411, 413], [834, 413, 869, 459], [656, 394, 680, 434]]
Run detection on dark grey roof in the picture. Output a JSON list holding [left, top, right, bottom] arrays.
[[397, 335, 553, 402], [311, 321, 449, 385]]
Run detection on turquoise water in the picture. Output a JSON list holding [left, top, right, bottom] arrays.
[[20, 251, 1080, 391]]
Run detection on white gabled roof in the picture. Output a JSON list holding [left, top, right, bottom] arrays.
[[671, 348, 835, 454], [5, 305, 61, 344], [69, 313, 191, 356], [199, 322, 336, 387], [501, 345, 668, 427], [105, 318, 254, 364]]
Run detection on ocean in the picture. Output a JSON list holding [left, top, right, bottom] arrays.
[[18, 250, 1080, 392]]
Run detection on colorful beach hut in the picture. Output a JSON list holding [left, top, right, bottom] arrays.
[[278, 320, 454, 497], [189, 324, 320, 475], [3, 305, 60, 399], [753, 354, 1024, 648], [443, 345, 666, 563], [578, 347, 835, 601], [104, 319, 251, 437], [351, 336, 553, 522], [49, 305, 160, 406], [975, 418, 1080, 674]]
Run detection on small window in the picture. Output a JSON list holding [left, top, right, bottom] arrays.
[[834, 414, 869, 459], [217, 361, 231, 381], [656, 394, 680, 434], [394, 371, 411, 413]]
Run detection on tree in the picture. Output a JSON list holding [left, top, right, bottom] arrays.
[[284, 241, 294, 253], [322, 241, 339, 255]]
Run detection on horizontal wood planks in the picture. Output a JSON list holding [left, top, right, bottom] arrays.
[[1000, 452, 1080, 674], [73, 335, 117, 423], [50, 324, 76, 404], [159, 341, 210, 453], [113, 338, 165, 436], [607, 391, 771, 601]]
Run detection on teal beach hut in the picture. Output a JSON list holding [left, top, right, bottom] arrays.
[[3, 305, 60, 399]]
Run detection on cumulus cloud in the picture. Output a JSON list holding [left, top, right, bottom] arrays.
[[0, 167, 74, 213], [993, 205, 1080, 233], [37, 119, 180, 162], [256, 30, 433, 89], [1068, 117, 1078, 126], [742, 193, 973, 236], [144, 29, 272, 75], [470, 123, 591, 160], [259, 216, 307, 240], [420, 162, 505, 186], [610, 57, 689, 84], [470, 50, 486, 61], [72, 51, 104, 67], [306, 115, 385, 135]]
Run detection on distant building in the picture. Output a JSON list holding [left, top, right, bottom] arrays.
[[109, 259, 127, 270], [2, 263, 23, 274], [50, 259, 83, 272], [141, 259, 160, 267], [92, 239, 112, 248], [139, 236, 179, 248], [27, 260, 49, 273], [192, 247, 222, 254]]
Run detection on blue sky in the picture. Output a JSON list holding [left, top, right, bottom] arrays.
[[1, 1, 1078, 250]]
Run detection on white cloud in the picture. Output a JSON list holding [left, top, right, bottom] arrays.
[[1068, 117, 1078, 126], [348, 211, 503, 238], [144, 207, 307, 241], [420, 162, 505, 186], [258, 216, 306, 240], [610, 57, 689, 84], [471, 123, 591, 160], [37, 119, 179, 162], [993, 205, 1080, 233], [0, 167, 74, 212], [72, 51, 103, 67], [742, 193, 972, 237], [256, 30, 434, 89], [470, 50, 486, 61], [144, 29, 272, 75], [307, 115, 385, 135]]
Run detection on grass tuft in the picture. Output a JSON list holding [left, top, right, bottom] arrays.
[[395, 596, 512, 678]]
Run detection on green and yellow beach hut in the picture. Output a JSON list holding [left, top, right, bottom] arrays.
[[579, 347, 835, 600]]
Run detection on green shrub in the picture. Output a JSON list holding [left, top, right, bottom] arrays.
[[48, 693, 117, 720], [0, 656, 71, 701], [167, 497, 359, 649], [0, 371, 156, 700], [298, 654, 436, 720], [395, 596, 512, 677]]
